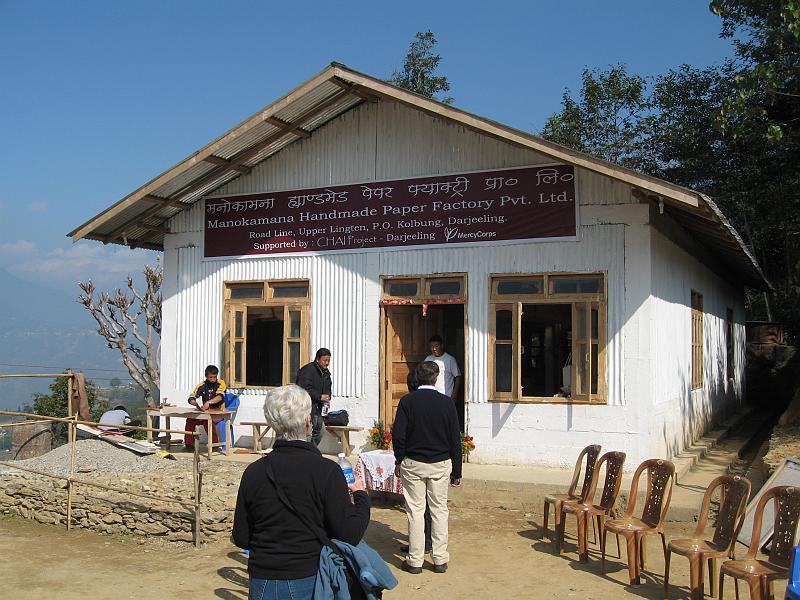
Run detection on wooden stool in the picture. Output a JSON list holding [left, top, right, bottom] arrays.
[[325, 425, 363, 457], [241, 421, 274, 452]]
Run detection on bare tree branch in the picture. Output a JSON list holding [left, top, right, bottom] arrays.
[[78, 259, 162, 405]]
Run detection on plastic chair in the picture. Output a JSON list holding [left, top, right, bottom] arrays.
[[215, 392, 240, 452], [601, 458, 675, 586], [785, 546, 800, 600], [542, 444, 602, 543], [663, 474, 751, 600], [718, 486, 800, 600], [559, 451, 626, 562]]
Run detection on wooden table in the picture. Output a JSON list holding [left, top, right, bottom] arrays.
[[144, 406, 235, 459], [325, 425, 363, 457], [240, 421, 274, 452]]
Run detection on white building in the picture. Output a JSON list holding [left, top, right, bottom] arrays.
[[69, 64, 767, 467]]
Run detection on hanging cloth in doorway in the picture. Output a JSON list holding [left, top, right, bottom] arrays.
[[379, 297, 465, 317], [422, 297, 466, 317]]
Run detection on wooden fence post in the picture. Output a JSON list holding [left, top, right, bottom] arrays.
[[66, 416, 77, 531], [193, 440, 202, 548], [66, 370, 74, 418]]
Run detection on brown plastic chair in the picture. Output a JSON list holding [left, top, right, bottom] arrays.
[[558, 451, 627, 562], [718, 485, 800, 600], [663, 474, 751, 600], [542, 444, 602, 543], [601, 458, 675, 586]]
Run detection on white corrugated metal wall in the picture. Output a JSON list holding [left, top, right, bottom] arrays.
[[160, 98, 740, 464], [649, 227, 746, 458]]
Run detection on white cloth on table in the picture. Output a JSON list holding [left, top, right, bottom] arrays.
[[359, 450, 397, 486]]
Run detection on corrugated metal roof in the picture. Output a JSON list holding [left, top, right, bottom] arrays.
[[68, 62, 769, 289]]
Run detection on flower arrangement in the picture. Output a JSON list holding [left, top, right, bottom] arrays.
[[368, 420, 392, 450], [461, 432, 475, 460]]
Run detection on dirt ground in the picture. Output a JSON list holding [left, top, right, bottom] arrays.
[[0, 503, 780, 599]]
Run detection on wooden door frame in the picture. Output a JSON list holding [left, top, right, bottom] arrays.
[[379, 298, 468, 427]]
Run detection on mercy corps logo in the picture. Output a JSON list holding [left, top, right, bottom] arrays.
[[445, 227, 498, 241]]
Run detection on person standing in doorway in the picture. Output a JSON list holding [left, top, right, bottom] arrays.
[[295, 348, 332, 446], [425, 335, 462, 403], [392, 361, 462, 574]]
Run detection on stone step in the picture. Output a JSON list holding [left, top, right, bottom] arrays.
[[671, 407, 754, 482]]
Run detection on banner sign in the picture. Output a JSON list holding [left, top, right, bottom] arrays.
[[204, 164, 576, 258]]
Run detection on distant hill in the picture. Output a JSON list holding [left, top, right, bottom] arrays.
[[0, 268, 136, 410]]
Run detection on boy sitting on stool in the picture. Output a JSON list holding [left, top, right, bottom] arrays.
[[185, 364, 226, 450]]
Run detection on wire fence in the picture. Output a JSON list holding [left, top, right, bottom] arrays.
[[0, 373, 205, 548]]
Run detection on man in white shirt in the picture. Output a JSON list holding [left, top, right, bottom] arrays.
[[424, 335, 462, 402], [98, 405, 137, 435]]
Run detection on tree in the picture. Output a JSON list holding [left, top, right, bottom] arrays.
[[540, 62, 800, 341], [26, 373, 108, 442], [390, 30, 454, 103], [78, 262, 162, 405], [710, 0, 800, 142], [540, 65, 657, 172], [648, 63, 796, 325], [109, 377, 121, 387]]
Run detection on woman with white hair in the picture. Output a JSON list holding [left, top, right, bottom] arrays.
[[233, 384, 369, 600]]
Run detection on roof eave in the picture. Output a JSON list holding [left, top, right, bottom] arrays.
[[66, 62, 770, 291], [67, 63, 341, 241]]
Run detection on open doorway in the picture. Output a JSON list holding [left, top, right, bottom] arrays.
[[427, 304, 466, 430], [246, 307, 284, 386], [382, 301, 466, 429]]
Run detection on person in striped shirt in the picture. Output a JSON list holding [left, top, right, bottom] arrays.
[[184, 364, 226, 450]]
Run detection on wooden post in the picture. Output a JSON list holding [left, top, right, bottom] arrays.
[[66, 370, 74, 418], [66, 416, 77, 531], [193, 439, 201, 548]]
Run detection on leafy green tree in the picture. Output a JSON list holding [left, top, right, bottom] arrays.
[[648, 63, 797, 327], [540, 65, 657, 172], [28, 373, 108, 422], [710, 0, 800, 142], [540, 62, 800, 341], [25, 373, 109, 444], [109, 377, 121, 388], [390, 30, 454, 103]]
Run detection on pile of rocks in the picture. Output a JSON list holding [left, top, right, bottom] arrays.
[[0, 440, 248, 543], [0, 439, 165, 477], [764, 425, 800, 471]]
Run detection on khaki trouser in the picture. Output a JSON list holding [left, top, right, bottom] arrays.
[[400, 457, 452, 567]]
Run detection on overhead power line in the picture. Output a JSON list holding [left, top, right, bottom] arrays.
[[0, 363, 131, 374]]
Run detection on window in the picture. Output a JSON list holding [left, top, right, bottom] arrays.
[[428, 279, 462, 297], [382, 275, 466, 302], [489, 273, 606, 403], [726, 307, 735, 382], [691, 291, 704, 390], [224, 280, 310, 388], [384, 279, 419, 297]]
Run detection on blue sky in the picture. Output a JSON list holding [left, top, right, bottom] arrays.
[[0, 1, 735, 294]]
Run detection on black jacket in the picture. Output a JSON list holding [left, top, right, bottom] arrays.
[[296, 361, 332, 405], [392, 386, 462, 479], [232, 440, 370, 579], [188, 378, 226, 408]]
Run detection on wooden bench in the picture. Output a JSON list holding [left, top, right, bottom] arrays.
[[325, 425, 363, 457], [241, 421, 274, 452]]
